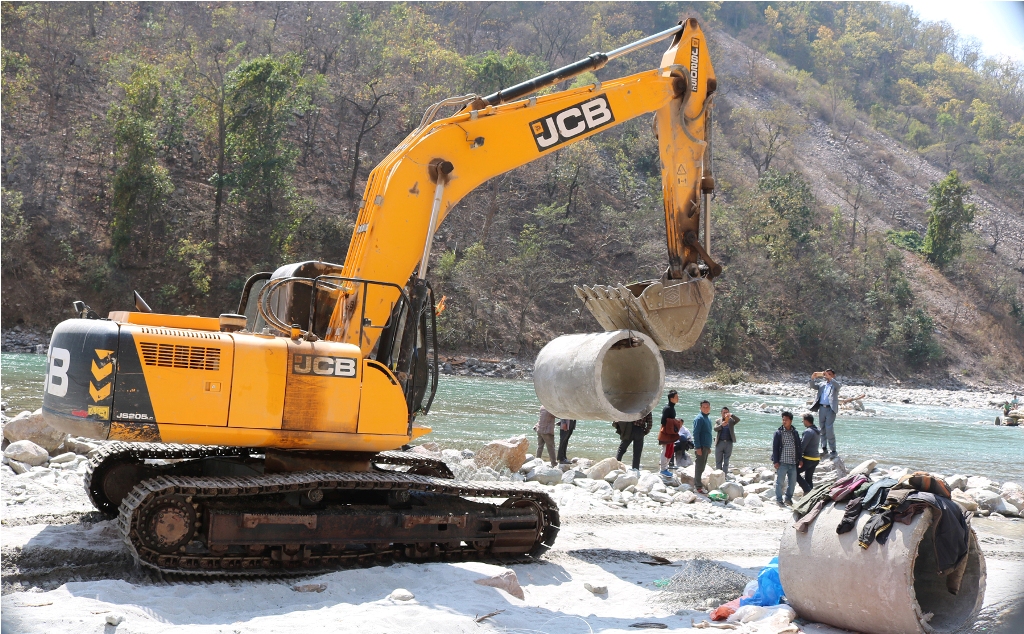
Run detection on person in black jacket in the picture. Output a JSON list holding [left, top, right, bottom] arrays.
[[771, 411, 803, 506], [615, 412, 653, 471], [797, 413, 821, 494]]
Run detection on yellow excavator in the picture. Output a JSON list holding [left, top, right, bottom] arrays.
[[40, 18, 718, 575]]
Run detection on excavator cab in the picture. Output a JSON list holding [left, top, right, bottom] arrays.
[[240, 263, 439, 422]]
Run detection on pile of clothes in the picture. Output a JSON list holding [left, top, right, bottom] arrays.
[[792, 469, 972, 594]]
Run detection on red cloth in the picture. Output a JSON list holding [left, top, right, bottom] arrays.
[[663, 443, 675, 459], [710, 598, 741, 621], [657, 418, 682, 444]]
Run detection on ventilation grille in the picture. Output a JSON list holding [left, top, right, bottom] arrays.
[[139, 327, 221, 340], [139, 342, 221, 371]]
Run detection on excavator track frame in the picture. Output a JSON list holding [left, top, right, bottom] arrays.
[[117, 469, 559, 576]]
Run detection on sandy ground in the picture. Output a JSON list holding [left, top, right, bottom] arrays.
[[3, 470, 1023, 634]]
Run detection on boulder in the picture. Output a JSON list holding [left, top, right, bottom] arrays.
[[745, 494, 763, 508], [526, 467, 563, 485], [702, 469, 727, 491], [965, 488, 1001, 511], [604, 469, 623, 484], [676, 471, 695, 486], [48, 452, 77, 464], [679, 490, 697, 504], [588, 457, 621, 480], [474, 569, 525, 600], [650, 491, 673, 504], [474, 436, 529, 472], [966, 476, 994, 491], [950, 489, 974, 514], [636, 472, 662, 494], [992, 498, 1019, 517], [441, 449, 462, 462], [460, 449, 475, 459], [561, 469, 583, 484], [8, 459, 30, 475], [744, 483, 771, 495], [720, 482, 744, 501], [2, 410, 67, 454], [584, 582, 608, 595], [759, 469, 775, 483], [613, 472, 639, 491], [730, 495, 746, 507], [4, 440, 49, 466], [946, 474, 968, 491], [389, 588, 415, 601]]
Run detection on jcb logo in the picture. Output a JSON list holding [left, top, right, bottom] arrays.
[[689, 38, 700, 92], [530, 95, 615, 151], [292, 354, 357, 378]]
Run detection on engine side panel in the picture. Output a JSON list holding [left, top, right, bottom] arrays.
[[227, 333, 287, 429], [122, 324, 234, 427]]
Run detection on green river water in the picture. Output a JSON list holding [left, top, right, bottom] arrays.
[[3, 352, 1022, 482]]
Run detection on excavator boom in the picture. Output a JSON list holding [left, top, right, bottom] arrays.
[[329, 18, 718, 354]]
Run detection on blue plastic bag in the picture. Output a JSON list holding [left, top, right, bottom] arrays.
[[739, 557, 784, 607]]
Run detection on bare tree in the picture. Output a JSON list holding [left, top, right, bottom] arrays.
[[344, 82, 391, 200], [731, 102, 807, 178], [987, 216, 1005, 253]]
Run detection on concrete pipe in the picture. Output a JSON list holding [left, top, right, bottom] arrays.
[[533, 330, 665, 421], [779, 503, 985, 634]]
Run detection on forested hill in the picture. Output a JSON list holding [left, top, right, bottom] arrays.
[[2, 2, 1022, 385]]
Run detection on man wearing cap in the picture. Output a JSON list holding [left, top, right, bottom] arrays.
[[809, 369, 842, 458]]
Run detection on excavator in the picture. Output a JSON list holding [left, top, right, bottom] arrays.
[[40, 18, 719, 575]]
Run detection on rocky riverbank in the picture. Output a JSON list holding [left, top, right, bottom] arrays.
[[407, 436, 1024, 521]]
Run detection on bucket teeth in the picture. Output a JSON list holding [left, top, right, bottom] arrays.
[[575, 277, 715, 352]]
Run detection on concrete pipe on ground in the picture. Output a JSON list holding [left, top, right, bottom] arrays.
[[533, 330, 665, 421], [779, 503, 985, 634]]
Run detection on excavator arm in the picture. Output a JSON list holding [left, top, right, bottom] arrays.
[[325, 18, 718, 355]]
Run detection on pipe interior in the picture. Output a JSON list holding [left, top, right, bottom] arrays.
[[912, 526, 983, 632], [599, 342, 661, 415]]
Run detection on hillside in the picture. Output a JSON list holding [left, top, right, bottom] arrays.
[[2, 2, 1022, 387]]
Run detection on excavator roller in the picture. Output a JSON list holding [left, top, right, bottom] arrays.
[[574, 275, 715, 353]]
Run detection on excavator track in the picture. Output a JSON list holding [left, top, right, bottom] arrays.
[[85, 444, 557, 576], [117, 470, 559, 576], [85, 443, 456, 517]]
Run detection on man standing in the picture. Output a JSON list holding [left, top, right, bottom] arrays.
[[556, 418, 576, 464], [692, 400, 713, 494], [534, 406, 557, 467], [796, 413, 820, 494], [772, 411, 802, 506], [809, 369, 842, 458], [713, 406, 740, 472], [615, 412, 652, 471]]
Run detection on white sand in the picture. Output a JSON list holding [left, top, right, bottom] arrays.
[[3, 473, 1023, 634]]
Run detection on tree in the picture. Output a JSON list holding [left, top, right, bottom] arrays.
[[922, 170, 978, 269], [731, 102, 806, 178], [224, 54, 309, 262], [811, 26, 848, 125], [108, 64, 173, 265]]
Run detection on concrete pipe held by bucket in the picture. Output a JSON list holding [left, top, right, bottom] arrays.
[[533, 330, 665, 421], [779, 503, 985, 634]]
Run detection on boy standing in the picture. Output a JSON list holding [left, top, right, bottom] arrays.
[[797, 413, 820, 494], [771, 411, 802, 506]]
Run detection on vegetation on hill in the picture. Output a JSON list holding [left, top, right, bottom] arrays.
[[2, 2, 1021, 380]]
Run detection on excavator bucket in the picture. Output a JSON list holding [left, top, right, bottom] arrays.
[[574, 275, 714, 352]]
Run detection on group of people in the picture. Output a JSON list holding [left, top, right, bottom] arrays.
[[534, 368, 845, 507]]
